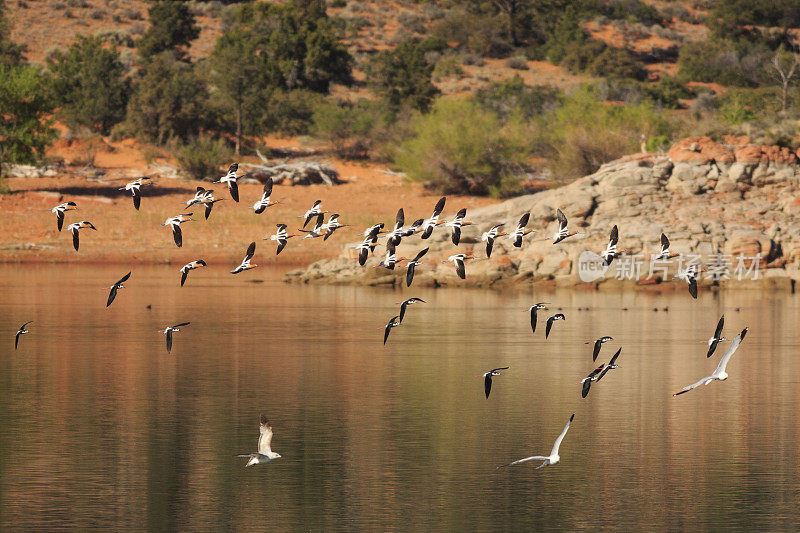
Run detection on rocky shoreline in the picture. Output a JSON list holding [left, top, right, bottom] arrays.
[[284, 136, 800, 292]]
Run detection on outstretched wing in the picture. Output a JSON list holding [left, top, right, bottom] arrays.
[[166, 330, 173, 354], [172, 225, 183, 248], [276, 240, 287, 255], [180, 270, 188, 287], [674, 375, 713, 396], [713, 327, 748, 376], [503, 455, 549, 467], [106, 285, 118, 307], [244, 241, 256, 262], [451, 226, 461, 246], [660, 233, 669, 251], [432, 196, 446, 216], [688, 278, 698, 299], [581, 379, 592, 398], [609, 225, 618, 246], [608, 347, 621, 366], [484, 374, 492, 398], [556, 209, 567, 231], [592, 340, 601, 362], [56, 210, 65, 231], [545, 317, 554, 339], [229, 180, 240, 202], [117, 271, 132, 285], [517, 212, 530, 229], [530, 308, 538, 334], [406, 263, 416, 287], [72, 227, 80, 251], [714, 315, 725, 339], [550, 413, 574, 456], [133, 194, 141, 211], [263, 178, 273, 199], [258, 415, 273, 454], [455, 258, 465, 280]]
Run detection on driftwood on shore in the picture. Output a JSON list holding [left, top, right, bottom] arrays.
[[238, 150, 342, 186]]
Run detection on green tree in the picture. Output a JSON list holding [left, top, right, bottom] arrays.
[[0, 65, 56, 179], [0, 0, 25, 66], [369, 40, 439, 112], [47, 35, 129, 135], [136, 0, 199, 60]]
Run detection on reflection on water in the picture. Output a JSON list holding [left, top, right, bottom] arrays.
[[1, 264, 799, 529]]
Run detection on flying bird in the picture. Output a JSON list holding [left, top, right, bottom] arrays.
[[162, 322, 190, 354], [600, 225, 619, 266], [524, 303, 548, 334], [237, 414, 282, 467], [14, 321, 32, 350], [442, 253, 472, 280], [161, 213, 193, 248], [398, 297, 425, 323], [301, 200, 327, 228], [214, 163, 240, 202], [183, 186, 209, 208], [482, 224, 506, 258], [299, 213, 326, 240], [445, 208, 470, 245], [179, 260, 206, 286], [509, 213, 532, 248], [545, 313, 565, 339], [356, 225, 383, 266], [250, 178, 278, 213], [200, 193, 224, 220], [596, 348, 622, 381], [707, 315, 726, 358], [105, 271, 131, 307], [385, 208, 406, 247], [404, 247, 429, 287], [383, 315, 401, 345], [402, 218, 424, 238], [66, 221, 97, 251], [119, 177, 150, 210], [653, 233, 679, 260], [323, 214, 348, 240], [375, 241, 400, 270], [50, 201, 77, 231], [420, 197, 446, 239], [268, 224, 295, 255], [500, 413, 575, 469], [674, 327, 749, 396], [552, 209, 579, 244], [585, 336, 613, 362], [480, 367, 509, 399], [231, 242, 257, 274], [675, 263, 700, 299], [580, 364, 605, 398]]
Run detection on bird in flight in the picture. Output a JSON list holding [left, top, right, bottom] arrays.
[[398, 297, 425, 323], [445, 208, 470, 246], [299, 213, 326, 240], [14, 321, 32, 350], [596, 347, 622, 381], [653, 233, 679, 261], [119, 177, 150, 211], [162, 322, 190, 354], [268, 224, 295, 255], [480, 367, 509, 399], [545, 313, 565, 339], [482, 224, 506, 258], [249, 178, 278, 214], [675, 263, 700, 299], [323, 214, 348, 240], [200, 193, 224, 220], [442, 253, 472, 280], [50, 201, 77, 231], [600, 225, 619, 266], [552, 209, 579, 244], [586, 336, 613, 362], [356, 225, 383, 266], [674, 327, 749, 396], [66, 221, 97, 251], [105, 271, 131, 307], [420, 197, 446, 239], [385, 208, 406, 247], [179, 260, 206, 287], [706, 315, 726, 358], [214, 163, 240, 202], [524, 303, 548, 334], [161, 213, 193, 248], [500, 413, 575, 469], [404, 247, 429, 287], [509, 213, 532, 248], [383, 315, 401, 345], [580, 364, 605, 398], [231, 242, 257, 274], [238, 414, 282, 467], [301, 200, 327, 229], [183, 186, 210, 208]]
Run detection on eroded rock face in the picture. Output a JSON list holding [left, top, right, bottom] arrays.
[[286, 139, 800, 291]]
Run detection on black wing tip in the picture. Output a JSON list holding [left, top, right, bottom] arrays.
[[569, 413, 575, 422], [740, 327, 749, 339], [260, 413, 269, 426]]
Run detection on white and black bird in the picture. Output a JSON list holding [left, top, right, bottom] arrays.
[[356, 225, 383, 266], [653, 233, 678, 260], [596, 348, 622, 381], [674, 327, 749, 396], [105, 271, 131, 307], [524, 303, 549, 334], [214, 163, 240, 202], [66, 221, 97, 251], [375, 241, 399, 270], [553, 209, 579, 244], [482, 224, 506, 258], [14, 321, 32, 350], [675, 263, 700, 299], [299, 213, 326, 240], [402, 218, 424, 238], [301, 200, 327, 228], [600, 225, 619, 266], [250, 178, 278, 213], [268, 224, 295, 255], [445, 208, 470, 245], [161, 213, 192, 248], [442, 253, 472, 280], [231, 242, 257, 274], [545, 313, 565, 339], [200, 193, 224, 220], [480, 367, 509, 399], [385, 208, 406, 246], [586, 336, 613, 362], [420, 196, 446, 239], [707, 315, 726, 358], [162, 322, 190, 354], [509, 213, 532, 248], [179, 260, 206, 286], [500, 413, 574, 469], [323, 214, 348, 240], [580, 364, 605, 398], [404, 247, 429, 287], [50, 201, 77, 231], [238, 414, 282, 467], [183, 186, 207, 208], [398, 297, 425, 323], [119, 177, 150, 210], [383, 315, 401, 345]]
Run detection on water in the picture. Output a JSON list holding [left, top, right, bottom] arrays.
[[1, 264, 799, 530]]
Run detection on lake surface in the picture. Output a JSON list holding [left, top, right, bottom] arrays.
[[1, 264, 799, 530]]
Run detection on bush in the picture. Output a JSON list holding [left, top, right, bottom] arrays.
[[678, 39, 769, 87], [589, 47, 648, 81], [475, 75, 562, 122], [433, 56, 463, 79], [368, 40, 439, 112], [506, 56, 529, 70], [312, 101, 377, 158], [394, 98, 530, 196], [645, 76, 694, 108], [431, 9, 511, 58], [173, 134, 233, 180]]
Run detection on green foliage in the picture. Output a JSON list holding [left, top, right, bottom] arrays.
[[717, 93, 757, 124], [0, 65, 56, 176], [711, 0, 800, 32], [431, 9, 512, 57], [433, 56, 464, 79], [47, 35, 129, 135], [587, 46, 648, 81], [136, 0, 199, 59], [645, 77, 694, 109], [678, 39, 770, 87], [0, 0, 25, 66], [312, 101, 378, 159], [474, 75, 562, 122], [394, 98, 530, 196], [173, 134, 233, 180], [259, 89, 325, 135], [369, 40, 439, 112]]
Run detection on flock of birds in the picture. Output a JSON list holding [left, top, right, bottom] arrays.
[[22, 162, 750, 469]]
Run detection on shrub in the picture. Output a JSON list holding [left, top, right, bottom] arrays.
[[506, 56, 529, 70], [645, 76, 694, 108], [431, 9, 511, 58], [433, 56, 463, 79], [173, 134, 234, 180], [589, 46, 648, 81], [475, 75, 562, 122], [678, 39, 769, 87], [311, 101, 377, 158]]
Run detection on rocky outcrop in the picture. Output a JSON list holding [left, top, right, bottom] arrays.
[[285, 137, 800, 291]]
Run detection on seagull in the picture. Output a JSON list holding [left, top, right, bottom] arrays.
[[600, 225, 619, 266], [14, 321, 32, 350], [237, 414, 282, 467], [105, 271, 131, 307], [500, 413, 575, 469], [707, 315, 726, 358], [323, 214, 348, 240], [674, 327, 749, 396], [231, 242, 257, 274], [509, 213, 532, 248], [162, 322, 190, 354], [119, 177, 150, 210], [445, 208, 470, 245], [268, 224, 295, 255], [482, 224, 506, 258], [675, 263, 700, 299], [404, 247, 429, 287], [161, 213, 193, 248], [179, 260, 206, 286], [385, 208, 406, 246], [580, 364, 605, 398], [214, 163, 240, 202], [585, 336, 613, 362], [66, 221, 97, 251], [442, 253, 472, 279], [420, 196, 446, 239], [200, 194, 224, 220], [383, 315, 401, 345], [523, 303, 549, 334], [480, 367, 509, 398], [301, 200, 327, 228], [596, 348, 622, 381], [653, 233, 678, 260], [250, 178, 278, 213], [398, 297, 425, 323], [50, 201, 77, 231], [298, 213, 326, 240], [552, 209, 579, 244], [356, 225, 383, 266], [545, 313, 565, 339]]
